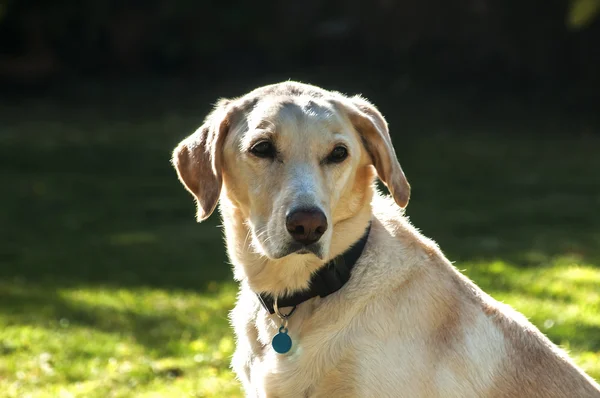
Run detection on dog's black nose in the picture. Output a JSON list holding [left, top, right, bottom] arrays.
[[285, 208, 328, 245]]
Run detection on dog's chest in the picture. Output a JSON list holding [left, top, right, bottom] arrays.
[[256, 320, 436, 398], [248, 303, 360, 397], [259, 325, 345, 397]]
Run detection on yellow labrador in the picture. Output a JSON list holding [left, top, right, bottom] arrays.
[[172, 82, 600, 397]]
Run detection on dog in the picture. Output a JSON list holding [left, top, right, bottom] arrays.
[[172, 81, 600, 397]]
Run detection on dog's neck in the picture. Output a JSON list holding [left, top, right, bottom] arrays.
[[220, 198, 373, 297]]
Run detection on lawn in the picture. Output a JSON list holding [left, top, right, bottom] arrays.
[[0, 83, 599, 397]]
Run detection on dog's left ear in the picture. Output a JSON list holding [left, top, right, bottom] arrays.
[[337, 95, 411, 208], [171, 99, 232, 221]]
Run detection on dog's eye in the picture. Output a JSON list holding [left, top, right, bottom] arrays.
[[250, 141, 276, 158], [327, 146, 348, 163]]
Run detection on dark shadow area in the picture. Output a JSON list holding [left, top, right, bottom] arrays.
[[1, 0, 600, 110]]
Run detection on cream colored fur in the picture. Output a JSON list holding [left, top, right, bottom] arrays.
[[172, 81, 600, 397]]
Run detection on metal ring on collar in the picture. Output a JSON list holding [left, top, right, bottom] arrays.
[[273, 298, 297, 320]]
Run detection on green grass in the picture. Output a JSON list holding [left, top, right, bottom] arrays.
[[0, 92, 599, 397]]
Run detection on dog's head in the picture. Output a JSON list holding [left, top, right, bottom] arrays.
[[172, 82, 409, 261]]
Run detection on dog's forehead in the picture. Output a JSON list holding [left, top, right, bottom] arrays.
[[245, 95, 339, 132]]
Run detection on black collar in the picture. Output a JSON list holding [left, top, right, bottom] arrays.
[[257, 223, 371, 314]]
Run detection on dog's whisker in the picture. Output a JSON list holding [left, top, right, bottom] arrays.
[[243, 228, 253, 249]]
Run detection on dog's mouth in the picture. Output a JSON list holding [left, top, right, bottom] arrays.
[[287, 242, 323, 257]]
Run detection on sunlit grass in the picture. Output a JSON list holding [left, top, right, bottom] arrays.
[[1, 260, 598, 397], [0, 282, 243, 397], [0, 99, 598, 396]]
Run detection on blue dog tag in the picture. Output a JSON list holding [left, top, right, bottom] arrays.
[[272, 326, 292, 354]]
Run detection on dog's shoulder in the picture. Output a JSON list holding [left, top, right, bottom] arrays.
[[358, 192, 445, 282]]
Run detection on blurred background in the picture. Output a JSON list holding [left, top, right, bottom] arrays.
[[0, 0, 599, 396]]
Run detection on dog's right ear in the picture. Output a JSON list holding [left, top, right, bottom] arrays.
[[172, 99, 232, 222]]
